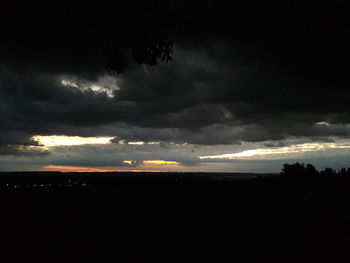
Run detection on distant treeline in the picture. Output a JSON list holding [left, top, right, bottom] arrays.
[[281, 163, 350, 177]]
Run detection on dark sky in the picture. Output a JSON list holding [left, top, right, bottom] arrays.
[[1, 0, 350, 172]]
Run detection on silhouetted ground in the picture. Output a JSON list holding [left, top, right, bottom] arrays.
[[0, 172, 350, 262]]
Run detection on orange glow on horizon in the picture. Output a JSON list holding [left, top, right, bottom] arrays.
[[42, 165, 162, 173], [43, 165, 116, 172]]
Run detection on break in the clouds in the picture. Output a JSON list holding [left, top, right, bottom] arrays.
[[1, 0, 350, 172]]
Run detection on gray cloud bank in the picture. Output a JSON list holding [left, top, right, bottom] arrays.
[[2, 44, 350, 151]]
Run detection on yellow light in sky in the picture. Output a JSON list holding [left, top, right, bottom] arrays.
[[200, 149, 285, 159], [123, 160, 136, 165], [199, 142, 350, 160], [143, 160, 179, 165], [32, 135, 114, 147]]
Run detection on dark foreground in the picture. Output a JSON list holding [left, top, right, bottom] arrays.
[[1, 172, 350, 262]]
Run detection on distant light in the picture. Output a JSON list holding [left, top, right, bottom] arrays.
[[143, 160, 179, 165], [32, 135, 114, 147]]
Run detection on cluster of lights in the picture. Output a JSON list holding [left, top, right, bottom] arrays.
[[3, 182, 88, 189]]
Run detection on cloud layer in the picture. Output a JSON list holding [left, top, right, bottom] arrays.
[[1, 0, 350, 171]]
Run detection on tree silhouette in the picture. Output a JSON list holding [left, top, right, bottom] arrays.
[[106, 34, 173, 73], [321, 168, 335, 176], [281, 163, 307, 177], [281, 163, 350, 177], [306, 164, 318, 176]]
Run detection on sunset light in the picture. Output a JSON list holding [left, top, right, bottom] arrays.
[[42, 165, 162, 173], [33, 135, 114, 147], [143, 160, 179, 165], [3, 1, 350, 258], [199, 142, 350, 160], [42, 165, 117, 172], [123, 160, 136, 165], [123, 160, 180, 166]]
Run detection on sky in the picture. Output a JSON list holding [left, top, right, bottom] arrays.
[[1, 0, 350, 173]]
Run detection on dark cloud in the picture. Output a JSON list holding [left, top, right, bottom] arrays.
[[1, 0, 350, 158], [0, 0, 180, 75], [0, 145, 49, 156]]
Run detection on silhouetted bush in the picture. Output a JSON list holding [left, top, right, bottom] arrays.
[[281, 163, 308, 177], [320, 168, 335, 176], [281, 162, 350, 177], [305, 164, 318, 176]]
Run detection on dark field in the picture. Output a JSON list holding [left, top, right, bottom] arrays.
[[1, 172, 350, 262]]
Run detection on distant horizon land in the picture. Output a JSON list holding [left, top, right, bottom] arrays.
[[0, 170, 273, 175]]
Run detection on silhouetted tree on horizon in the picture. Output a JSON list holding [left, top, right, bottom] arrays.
[[281, 162, 350, 177], [281, 163, 308, 177]]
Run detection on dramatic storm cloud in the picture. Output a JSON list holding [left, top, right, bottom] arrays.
[[1, 0, 350, 172]]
